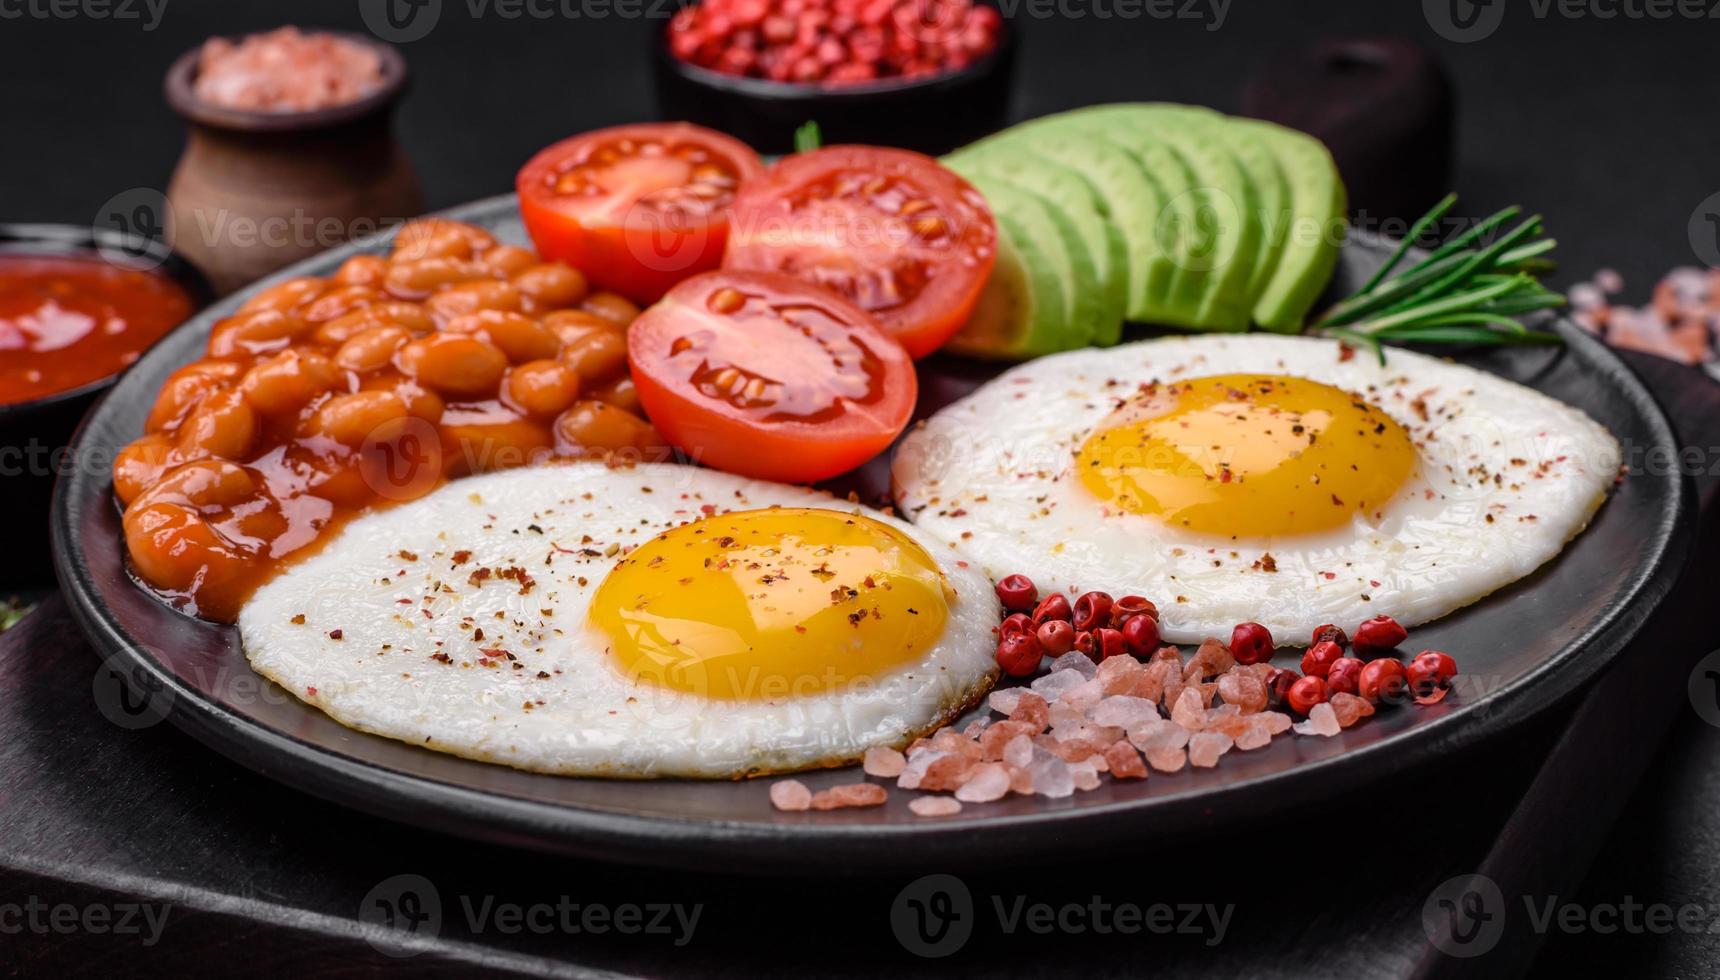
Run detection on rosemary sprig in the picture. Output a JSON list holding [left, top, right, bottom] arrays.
[[1313, 193, 1566, 363]]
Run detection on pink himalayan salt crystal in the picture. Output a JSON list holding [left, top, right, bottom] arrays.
[[1188, 731, 1235, 768], [1048, 700, 1088, 731], [905, 736, 933, 756], [1071, 759, 1102, 791], [955, 762, 1011, 803], [1031, 757, 1076, 797], [1087, 752, 1110, 773], [1089, 695, 1160, 729], [1242, 662, 1276, 680], [931, 727, 982, 760], [1031, 668, 1087, 702], [769, 779, 812, 811], [1048, 650, 1097, 678], [1160, 666, 1187, 711], [1039, 733, 1103, 763], [1205, 704, 1248, 738], [1131, 660, 1168, 703], [963, 716, 992, 737], [909, 795, 963, 817], [1259, 711, 1293, 735], [1329, 692, 1376, 728], [1171, 687, 1208, 730], [918, 752, 976, 792], [863, 746, 907, 778], [1003, 733, 1034, 768], [988, 688, 1025, 716], [1234, 720, 1273, 751], [1151, 644, 1183, 665], [1128, 718, 1190, 752], [1096, 654, 1145, 695], [897, 750, 945, 789], [1009, 691, 1051, 731], [1294, 702, 1342, 737], [980, 720, 1036, 760], [1009, 765, 1036, 795], [1146, 745, 1187, 773], [1184, 638, 1235, 681], [812, 783, 887, 810], [1217, 670, 1269, 713], [1105, 741, 1148, 779], [1059, 678, 1105, 710], [1060, 722, 1124, 747]]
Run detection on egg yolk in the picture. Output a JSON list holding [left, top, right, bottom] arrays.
[[591, 508, 952, 700], [1076, 373, 1415, 537]]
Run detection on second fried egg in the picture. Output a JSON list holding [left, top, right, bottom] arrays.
[[892, 334, 1621, 643]]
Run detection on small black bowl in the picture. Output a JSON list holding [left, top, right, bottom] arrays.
[[652, 15, 1015, 156], [0, 225, 211, 589]]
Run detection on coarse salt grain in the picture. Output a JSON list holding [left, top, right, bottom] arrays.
[[769, 779, 812, 811], [863, 746, 907, 777], [909, 796, 963, 817]]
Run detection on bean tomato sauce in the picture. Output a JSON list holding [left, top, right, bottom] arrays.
[[0, 255, 193, 406], [115, 219, 668, 622]]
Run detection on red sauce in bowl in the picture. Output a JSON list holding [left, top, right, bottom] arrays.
[[0, 255, 194, 406]]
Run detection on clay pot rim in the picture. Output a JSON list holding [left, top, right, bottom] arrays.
[[164, 29, 409, 133]]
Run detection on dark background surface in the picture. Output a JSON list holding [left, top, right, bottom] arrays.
[[2, 1, 1719, 977]]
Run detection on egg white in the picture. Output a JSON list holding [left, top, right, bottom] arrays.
[[892, 334, 1622, 644], [239, 462, 1001, 778]]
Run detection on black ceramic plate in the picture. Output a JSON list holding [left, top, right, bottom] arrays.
[[53, 195, 1692, 873]]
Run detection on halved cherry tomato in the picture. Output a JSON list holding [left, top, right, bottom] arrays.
[[627, 270, 916, 483], [723, 146, 997, 359], [516, 123, 765, 306]]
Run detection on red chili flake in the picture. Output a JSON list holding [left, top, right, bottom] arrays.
[[451, 550, 473, 565], [328, 629, 344, 640], [290, 613, 306, 625], [306, 686, 317, 696], [398, 550, 418, 561]]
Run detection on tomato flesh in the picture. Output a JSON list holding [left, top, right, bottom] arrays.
[[627, 270, 916, 483], [724, 146, 996, 359], [517, 123, 765, 305]]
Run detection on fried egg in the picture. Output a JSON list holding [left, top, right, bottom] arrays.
[[892, 334, 1620, 643], [239, 462, 1000, 778]]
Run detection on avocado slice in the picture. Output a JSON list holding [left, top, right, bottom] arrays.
[[945, 147, 1127, 346], [1230, 118, 1347, 330], [1002, 105, 1260, 331], [953, 127, 1174, 326], [943, 177, 1072, 359]]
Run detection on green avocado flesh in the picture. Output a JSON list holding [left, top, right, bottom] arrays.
[[946, 102, 1346, 354], [945, 148, 1125, 346], [943, 176, 1074, 359]]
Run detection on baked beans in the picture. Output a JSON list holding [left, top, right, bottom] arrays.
[[117, 218, 667, 622]]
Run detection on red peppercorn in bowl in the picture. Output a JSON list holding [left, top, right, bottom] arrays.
[[653, 0, 1014, 154]]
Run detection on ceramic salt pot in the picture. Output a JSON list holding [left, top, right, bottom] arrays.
[[162, 30, 425, 295]]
